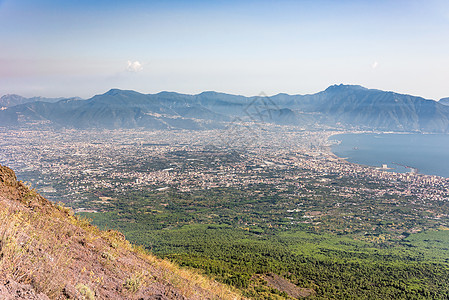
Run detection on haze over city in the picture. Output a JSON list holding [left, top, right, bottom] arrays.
[[1, 0, 449, 100]]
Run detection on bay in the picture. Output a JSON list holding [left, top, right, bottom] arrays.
[[329, 133, 449, 178]]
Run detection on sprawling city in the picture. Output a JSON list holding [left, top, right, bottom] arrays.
[[1, 124, 449, 298]]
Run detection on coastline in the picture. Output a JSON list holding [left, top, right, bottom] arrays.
[[327, 132, 449, 178]]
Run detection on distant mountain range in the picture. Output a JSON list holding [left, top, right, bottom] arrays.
[[0, 94, 82, 108], [1, 84, 449, 133]]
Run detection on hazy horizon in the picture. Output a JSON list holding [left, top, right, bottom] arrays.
[[1, 0, 449, 100]]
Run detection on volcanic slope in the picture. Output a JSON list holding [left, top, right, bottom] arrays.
[[0, 164, 243, 300]]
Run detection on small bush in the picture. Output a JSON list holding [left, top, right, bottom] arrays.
[[76, 283, 95, 300], [123, 275, 141, 293], [101, 251, 115, 261], [22, 189, 38, 205], [56, 202, 74, 216]]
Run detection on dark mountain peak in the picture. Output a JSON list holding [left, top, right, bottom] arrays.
[[99, 89, 150, 101], [0, 94, 25, 100], [104, 88, 134, 96], [274, 93, 291, 97], [196, 91, 248, 105], [90, 89, 147, 104], [198, 91, 232, 97], [0, 94, 28, 108], [325, 84, 367, 92], [155, 91, 185, 97]]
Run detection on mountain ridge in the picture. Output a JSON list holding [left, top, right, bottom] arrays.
[[0, 94, 82, 108], [1, 85, 449, 132]]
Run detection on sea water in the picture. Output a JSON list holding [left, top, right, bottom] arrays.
[[330, 133, 449, 178]]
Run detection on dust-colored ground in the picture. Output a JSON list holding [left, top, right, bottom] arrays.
[[0, 279, 50, 299], [0, 164, 243, 300], [262, 273, 314, 299]]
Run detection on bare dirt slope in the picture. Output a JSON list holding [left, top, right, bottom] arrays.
[[262, 273, 315, 299], [0, 164, 243, 300]]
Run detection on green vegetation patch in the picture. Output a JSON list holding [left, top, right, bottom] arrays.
[[80, 185, 449, 299]]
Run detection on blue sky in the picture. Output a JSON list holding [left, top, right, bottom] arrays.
[[1, 0, 448, 99]]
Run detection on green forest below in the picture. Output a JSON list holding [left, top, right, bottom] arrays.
[[80, 186, 449, 299]]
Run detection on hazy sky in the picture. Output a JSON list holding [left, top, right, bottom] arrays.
[[1, 0, 449, 99]]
